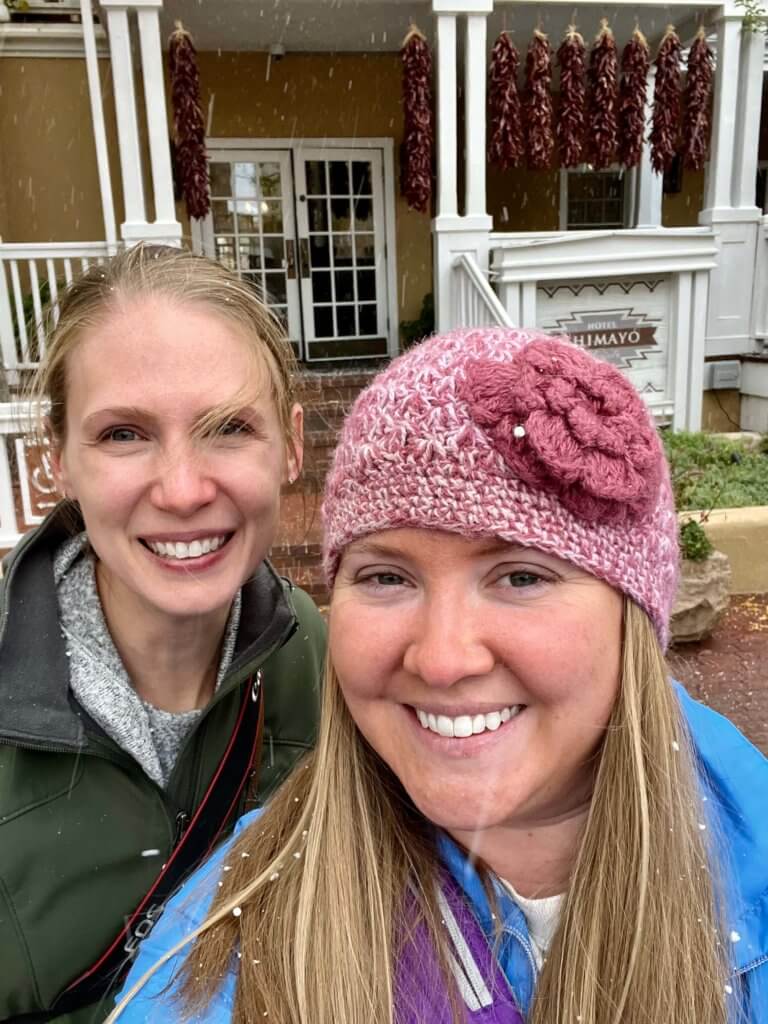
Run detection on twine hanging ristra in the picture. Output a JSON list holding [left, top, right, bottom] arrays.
[[650, 25, 683, 174], [524, 29, 554, 170], [488, 31, 524, 169], [400, 24, 434, 214], [586, 19, 619, 170], [556, 26, 586, 169], [681, 27, 715, 171], [617, 28, 650, 168], [168, 21, 210, 220]]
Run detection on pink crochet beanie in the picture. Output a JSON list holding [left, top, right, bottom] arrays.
[[322, 327, 679, 647]]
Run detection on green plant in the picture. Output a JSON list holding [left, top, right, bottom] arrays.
[[734, 0, 768, 31], [399, 292, 434, 348], [662, 430, 768, 510], [678, 518, 714, 562]]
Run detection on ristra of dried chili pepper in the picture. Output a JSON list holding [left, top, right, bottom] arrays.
[[587, 19, 619, 170], [682, 27, 715, 170], [488, 31, 524, 169], [556, 26, 586, 168], [650, 25, 683, 174], [524, 29, 555, 170], [401, 24, 434, 213], [168, 21, 210, 220], [618, 28, 650, 168]]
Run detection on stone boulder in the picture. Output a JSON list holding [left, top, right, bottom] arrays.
[[670, 550, 731, 644]]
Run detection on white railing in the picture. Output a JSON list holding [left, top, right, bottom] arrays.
[[452, 253, 515, 330], [0, 401, 57, 551], [0, 242, 112, 378], [751, 217, 768, 346]]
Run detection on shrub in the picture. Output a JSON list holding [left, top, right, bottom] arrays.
[[679, 518, 714, 562], [662, 430, 768, 510]]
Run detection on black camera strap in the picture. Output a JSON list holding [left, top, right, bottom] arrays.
[[49, 672, 264, 1017]]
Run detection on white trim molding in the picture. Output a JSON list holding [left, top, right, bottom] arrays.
[[0, 21, 107, 57]]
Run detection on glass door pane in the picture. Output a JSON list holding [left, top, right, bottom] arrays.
[[196, 151, 302, 350], [294, 149, 389, 361]]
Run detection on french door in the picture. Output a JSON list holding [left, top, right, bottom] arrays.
[[195, 145, 392, 363]]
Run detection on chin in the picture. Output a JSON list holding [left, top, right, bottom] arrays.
[[408, 789, 511, 834]]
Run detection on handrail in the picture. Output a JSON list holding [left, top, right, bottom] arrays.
[[453, 253, 514, 328]]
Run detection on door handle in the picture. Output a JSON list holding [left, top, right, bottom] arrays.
[[299, 238, 311, 279], [285, 238, 296, 280]]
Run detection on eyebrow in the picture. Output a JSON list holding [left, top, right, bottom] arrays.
[[346, 537, 532, 560], [81, 405, 267, 431]]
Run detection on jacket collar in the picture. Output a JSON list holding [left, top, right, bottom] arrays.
[[0, 504, 297, 751]]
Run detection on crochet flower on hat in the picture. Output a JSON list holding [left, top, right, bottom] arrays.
[[461, 336, 663, 525]]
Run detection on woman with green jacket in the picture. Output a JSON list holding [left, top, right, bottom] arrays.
[[0, 244, 325, 1022]]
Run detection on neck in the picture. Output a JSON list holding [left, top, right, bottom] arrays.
[[449, 800, 590, 898], [96, 563, 232, 712]]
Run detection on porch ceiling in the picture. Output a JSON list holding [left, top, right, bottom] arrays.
[[157, 0, 707, 55]]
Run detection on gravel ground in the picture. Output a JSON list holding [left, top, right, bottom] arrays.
[[669, 594, 768, 757]]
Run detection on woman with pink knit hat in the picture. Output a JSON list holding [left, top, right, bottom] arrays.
[[112, 327, 767, 1024]]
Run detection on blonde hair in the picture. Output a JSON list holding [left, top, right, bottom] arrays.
[[108, 599, 731, 1024], [29, 243, 299, 451]]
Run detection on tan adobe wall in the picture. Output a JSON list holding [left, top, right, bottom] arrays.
[[0, 57, 128, 242]]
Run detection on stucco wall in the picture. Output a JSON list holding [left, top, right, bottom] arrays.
[[0, 57, 126, 242]]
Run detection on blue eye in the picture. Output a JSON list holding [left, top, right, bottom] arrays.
[[505, 571, 543, 588], [103, 427, 141, 443], [218, 420, 253, 437]]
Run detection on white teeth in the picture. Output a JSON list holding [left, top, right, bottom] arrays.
[[146, 534, 228, 560], [417, 705, 522, 739]]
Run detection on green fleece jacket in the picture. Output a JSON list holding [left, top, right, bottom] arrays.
[[0, 510, 325, 1022]]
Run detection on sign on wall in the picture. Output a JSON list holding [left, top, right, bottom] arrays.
[[536, 277, 670, 409]]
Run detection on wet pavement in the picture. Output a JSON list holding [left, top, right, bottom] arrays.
[[669, 594, 768, 756]]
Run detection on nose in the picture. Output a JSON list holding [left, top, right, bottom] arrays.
[[149, 447, 217, 516], [402, 593, 496, 688]]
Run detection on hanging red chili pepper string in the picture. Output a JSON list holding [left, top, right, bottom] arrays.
[[587, 19, 619, 170], [682, 27, 715, 171], [617, 28, 650, 168], [524, 29, 555, 170], [168, 21, 210, 221], [488, 31, 524, 169], [400, 24, 434, 213], [650, 25, 683, 174], [556, 26, 587, 168]]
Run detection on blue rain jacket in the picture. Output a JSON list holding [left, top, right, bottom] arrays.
[[116, 685, 768, 1022]]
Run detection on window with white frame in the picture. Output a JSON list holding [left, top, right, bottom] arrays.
[[560, 167, 629, 230]]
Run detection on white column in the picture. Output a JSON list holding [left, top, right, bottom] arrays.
[[137, 3, 182, 233], [436, 13, 458, 218], [80, 0, 117, 250], [703, 14, 742, 214], [100, 1, 146, 239], [464, 13, 488, 218], [634, 68, 663, 228], [733, 26, 766, 209], [100, 0, 182, 245]]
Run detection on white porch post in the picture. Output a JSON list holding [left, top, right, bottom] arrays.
[[100, 0, 181, 245], [80, 0, 118, 251], [432, 0, 494, 332], [633, 68, 663, 228], [464, 12, 488, 219], [700, 6, 765, 356], [436, 12, 458, 219]]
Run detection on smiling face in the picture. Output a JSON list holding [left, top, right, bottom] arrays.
[[52, 295, 302, 627], [330, 529, 623, 842]]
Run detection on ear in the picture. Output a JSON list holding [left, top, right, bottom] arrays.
[[286, 402, 304, 484], [49, 435, 72, 501]]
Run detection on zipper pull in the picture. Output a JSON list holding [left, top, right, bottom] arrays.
[[174, 810, 189, 846]]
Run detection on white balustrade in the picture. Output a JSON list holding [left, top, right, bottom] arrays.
[[452, 252, 514, 329], [0, 242, 111, 378]]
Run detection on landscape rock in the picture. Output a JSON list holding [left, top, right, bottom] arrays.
[[670, 550, 732, 644]]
